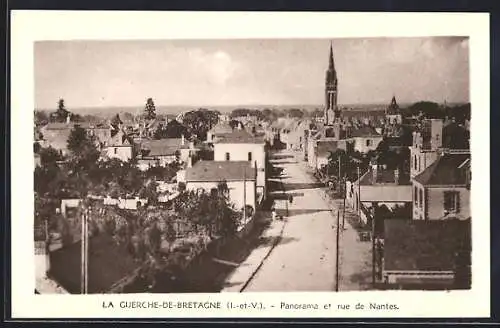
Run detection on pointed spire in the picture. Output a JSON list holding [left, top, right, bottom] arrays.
[[328, 41, 335, 70]]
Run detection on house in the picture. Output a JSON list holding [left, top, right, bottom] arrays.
[[307, 128, 351, 169], [381, 219, 471, 289], [207, 122, 235, 144], [412, 152, 470, 221], [349, 125, 384, 153], [283, 119, 313, 151], [213, 129, 267, 199], [103, 130, 134, 162], [185, 161, 256, 212], [137, 138, 183, 170], [347, 162, 412, 224]]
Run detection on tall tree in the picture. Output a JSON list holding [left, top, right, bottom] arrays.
[[144, 98, 157, 120]]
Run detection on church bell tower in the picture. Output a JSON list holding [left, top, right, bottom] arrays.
[[325, 42, 340, 126]]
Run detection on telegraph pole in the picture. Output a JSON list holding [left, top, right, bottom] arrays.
[[243, 165, 247, 223], [80, 207, 86, 294]]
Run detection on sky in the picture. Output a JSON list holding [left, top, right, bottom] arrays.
[[34, 37, 469, 109]]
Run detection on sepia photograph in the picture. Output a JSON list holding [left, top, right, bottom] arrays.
[[33, 37, 472, 294]]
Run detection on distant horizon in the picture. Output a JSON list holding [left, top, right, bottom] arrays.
[[35, 100, 470, 114]]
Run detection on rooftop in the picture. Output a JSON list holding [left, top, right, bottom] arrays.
[[383, 219, 470, 272], [216, 129, 265, 144], [359, 167, 411, 185], [43, 122, 110, 130], [186, 161, 255, 182], [414, 153, 470, 186], [49, 234, 142, 293], [350, 125, 382, 138]]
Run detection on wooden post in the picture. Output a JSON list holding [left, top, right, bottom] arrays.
[[85, 208, 89, 294], [243, 166, 246, 224], [80, 209, 85, 294]]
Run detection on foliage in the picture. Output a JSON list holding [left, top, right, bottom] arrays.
[[51, 98, 71, 123], [153, 120, 188, 139], [228, 120, 242, 130], [67, 125, 100, 171], [144, 98, 157, 120], [230, 108, 264, 120], [285, 108, 305, 119]]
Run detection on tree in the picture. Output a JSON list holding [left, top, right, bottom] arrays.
[[144, 98, 157, 120], [183, 109, 219, 141], [111, 114, 123, 129], [67, 125, 100, 170], [39, 146, 62, 166], [153, 119, 188, 139]]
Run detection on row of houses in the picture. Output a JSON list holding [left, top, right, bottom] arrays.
[[342, 118, 471, 290]]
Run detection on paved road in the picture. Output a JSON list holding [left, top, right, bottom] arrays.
[[243, 150, 339, 292]]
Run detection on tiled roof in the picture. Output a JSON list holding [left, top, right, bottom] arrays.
[[49, 234, 142, 293], [217, 130, 264, 144], [383, 219, 470, 272], [43, 122, 109, 130], [360, 168, 397, 185], [350, 125, 382, 138], [186, 161, 255, 182], [209, 122, 234, 135], [414, 153, 470, 186], [316, 141, 339, 157], [141, 138, 183, 156]]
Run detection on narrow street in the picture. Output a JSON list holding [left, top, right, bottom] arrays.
[[241, 150, 339, 291]]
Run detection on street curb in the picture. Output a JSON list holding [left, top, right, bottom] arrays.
[[238, 219, 286, 292]]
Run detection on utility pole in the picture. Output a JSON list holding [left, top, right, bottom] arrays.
[[357, 166, 361, 216], [335, 208, 340, 292], [243, 165, 247, 224], [372, 205, 376, 287], [80, 207, 86, 294], [342, 176, 347, 230]]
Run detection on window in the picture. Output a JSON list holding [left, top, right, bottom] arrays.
[[114, 147, 118, 154], [366, 139, 372, 147], [414, 155, 417, 170], [325, 128, 335, 138], [414, 186, 418, 205], [248, 152, 252, 161], [444, 191, 460, 213], [225, 152, 230, 161], [419, 189, 423, 209], [418, 156, 421, 171]]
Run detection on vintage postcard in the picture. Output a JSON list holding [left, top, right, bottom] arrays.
[[10, 11, 490, 319]]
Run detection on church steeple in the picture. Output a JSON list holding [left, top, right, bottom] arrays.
[[325, 42, 340, 125], [328, 42, 335, 70]]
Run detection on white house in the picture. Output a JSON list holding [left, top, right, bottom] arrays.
[[213, 129, 267, 199], [349, 126, 384, 153], [185, 160, 256, 212], [137, 138, 183, 170]]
